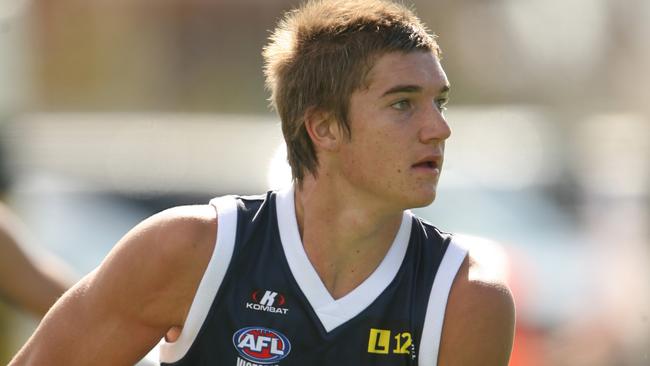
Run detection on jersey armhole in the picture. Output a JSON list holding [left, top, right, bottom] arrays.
[[159, 195, 239, 363], [418, 238, 468, 366]]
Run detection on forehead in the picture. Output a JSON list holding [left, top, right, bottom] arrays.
[[364, 51, 448, 94]]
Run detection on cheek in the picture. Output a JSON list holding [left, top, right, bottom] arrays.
[[341, 135, 382, 171], [361, 133, 405, 172]]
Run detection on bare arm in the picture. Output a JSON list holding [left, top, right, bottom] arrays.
[[0, 203, 74, 316], [438, 255, 516, 366], [9, 204, 218, 366]]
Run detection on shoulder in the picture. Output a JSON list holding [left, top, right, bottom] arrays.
[[141, 204, 219, 252], [123, 203, 219, 275], [88, 204, 220, 327], [110, 204, 218, 272], [437, 237, 516, 366]]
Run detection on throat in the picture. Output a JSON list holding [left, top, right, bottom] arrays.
[[293, 183, 405, 299], [301, 218, 402, 300]]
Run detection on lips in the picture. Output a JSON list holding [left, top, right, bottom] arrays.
[[412, 155, 442, 170], [412, 161, 438, 169]]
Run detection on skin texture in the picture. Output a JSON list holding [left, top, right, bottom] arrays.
[[298, 51, 514, 365], [10, 51, 514, 365], [438, 256, 516, 365], [9, 205, 218, 365], [296, 50, 451, 299], [339, 51, 451, 211]]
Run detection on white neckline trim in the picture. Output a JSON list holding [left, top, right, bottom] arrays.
[[159, 196, 239, 363], [418, 237, 468, 366], [276, 185, 413, 333]]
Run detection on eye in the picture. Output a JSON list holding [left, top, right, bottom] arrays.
[[391, 99, 412, 111], [435, 98, 449, 112]]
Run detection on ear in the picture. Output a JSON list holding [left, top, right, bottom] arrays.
[[304, 107, 341, 152]]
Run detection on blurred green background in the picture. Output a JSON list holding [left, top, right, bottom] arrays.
[[1, 0, 648, 365]]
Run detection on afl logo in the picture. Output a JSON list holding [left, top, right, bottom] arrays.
[[233, 326, 291, 364]]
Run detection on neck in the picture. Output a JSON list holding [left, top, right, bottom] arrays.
[[293, 176, 404, 299]]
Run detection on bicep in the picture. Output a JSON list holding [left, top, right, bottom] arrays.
[[10, 205, 217, 365], [11, 273, 166, 365], [9, 240, 175, 365]]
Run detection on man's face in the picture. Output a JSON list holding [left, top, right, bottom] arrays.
[[337, 50, 451, 210]]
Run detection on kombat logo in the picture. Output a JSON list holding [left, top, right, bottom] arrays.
[[233, 326, 291, 365], [246, 290, 289, 315]]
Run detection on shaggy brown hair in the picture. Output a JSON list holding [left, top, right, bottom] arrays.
[[263, 0, 439, 184]]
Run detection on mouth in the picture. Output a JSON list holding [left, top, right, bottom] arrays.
[[412, 161, 438, 169], [411, 156, 442, 173]]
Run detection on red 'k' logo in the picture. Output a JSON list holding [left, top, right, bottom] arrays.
[[251, 290, 285, 307]]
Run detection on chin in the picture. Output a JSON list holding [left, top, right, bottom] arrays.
[[403, 189, 437, 210]]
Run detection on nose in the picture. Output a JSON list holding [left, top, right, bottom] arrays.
[[418, 105, 451, 143]]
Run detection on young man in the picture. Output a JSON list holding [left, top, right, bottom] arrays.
[[10, 0, 515, 365]]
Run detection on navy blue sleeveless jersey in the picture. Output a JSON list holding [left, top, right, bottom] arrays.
[[159, 187, 467, 366]]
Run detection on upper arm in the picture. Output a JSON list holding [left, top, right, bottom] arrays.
[[437, 255, 516, 366], [10, 204, 218, 366]]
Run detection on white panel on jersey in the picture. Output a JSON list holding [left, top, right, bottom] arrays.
[[418, 238, 468, 366], [159, 195, 239, 363], [276, 186, 413, 333]]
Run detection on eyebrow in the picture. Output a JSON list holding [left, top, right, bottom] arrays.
[[381, 84, 450, 97]]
